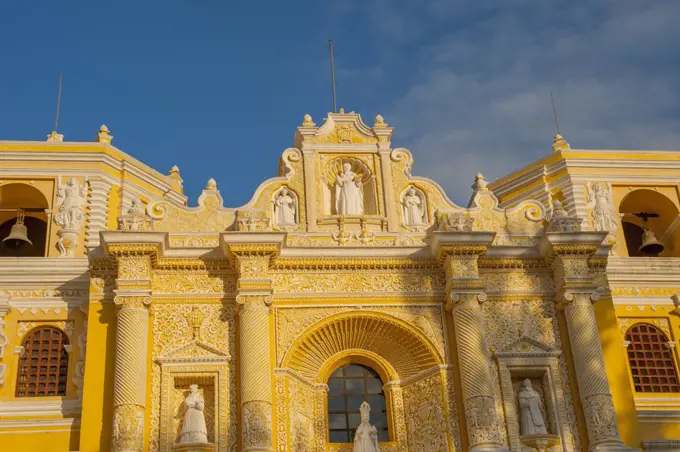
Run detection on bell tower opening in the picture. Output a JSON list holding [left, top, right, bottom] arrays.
[[0, 183, 49, 257]]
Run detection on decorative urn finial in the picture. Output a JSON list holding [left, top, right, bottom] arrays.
[[206, 178, 217, 190], [374, 114, 386, 127], [302, 113, 315, 126], [97, 124, 113, 144], [473, 172, 488, 191]]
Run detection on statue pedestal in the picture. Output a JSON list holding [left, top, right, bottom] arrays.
[[520, 433, 561, 451], [172, 443, 216, 452]]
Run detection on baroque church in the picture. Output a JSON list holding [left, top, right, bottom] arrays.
[[0, 111, 679, 452]]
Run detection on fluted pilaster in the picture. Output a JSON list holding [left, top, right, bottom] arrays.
[[542, 231, 631, 451], [450, 291, 505, 451], [237, 293, 274, 452], [111, 293, 151, 452]]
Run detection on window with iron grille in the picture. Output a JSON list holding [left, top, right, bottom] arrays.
[[625, 323, 680, 393], [15, 327, 69, 397], [327, 364, 389, 443]]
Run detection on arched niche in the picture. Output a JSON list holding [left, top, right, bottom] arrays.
[[618, 189, 680, 257], [400, 185, 429, 231], [321, 158, 377, 216], [271, 186, 299, 231], [0, 183, 49, 257], [278, 311, 454, 451]]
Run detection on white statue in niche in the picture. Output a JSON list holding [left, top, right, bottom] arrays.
[[353, 401, 379, 452], [402, 186, 427, 227], [178, 384, 209, 444], [55, 176, 88, 230], [273, 187, 297, 227], [518, 379, 548, 436], [336, 162, 364, 215], [586, 182, 618, 232]]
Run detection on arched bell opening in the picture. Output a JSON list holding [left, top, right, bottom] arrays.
[[0, 183, 50, 257], [619, 189, 680, 257]]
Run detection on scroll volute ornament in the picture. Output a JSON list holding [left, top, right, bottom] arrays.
[[113, 295, 152, 310]]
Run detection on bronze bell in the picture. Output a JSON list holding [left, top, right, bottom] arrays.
[[2, 209, 33, 249], [639, 228, 664, 255]]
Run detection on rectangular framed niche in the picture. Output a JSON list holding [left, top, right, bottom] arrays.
[[495, 338, 571, 451], [159, 364, 230, 452]]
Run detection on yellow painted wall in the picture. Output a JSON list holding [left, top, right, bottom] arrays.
[[78, 299, 117, 452], [0, 428, 79, 452]]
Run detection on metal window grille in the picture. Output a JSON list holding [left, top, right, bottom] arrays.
[[15, 327, 69, 397], [625, 323, 680, 393]]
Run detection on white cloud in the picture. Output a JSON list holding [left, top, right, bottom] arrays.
[[341, 0, 680, 204]]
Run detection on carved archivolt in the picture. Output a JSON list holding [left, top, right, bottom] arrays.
[[281, 311, 442, 382], [275, 306, 446, 366], [618, 317, 672, 338]]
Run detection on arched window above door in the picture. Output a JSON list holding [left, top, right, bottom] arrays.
[[327, 364, 389, 443]]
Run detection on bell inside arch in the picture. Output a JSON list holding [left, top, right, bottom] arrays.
[[639, 228, 664, 255], [2, 209, 33, 249]]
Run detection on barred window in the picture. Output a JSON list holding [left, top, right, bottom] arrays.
[[16, 327, 69, 397], [625, 323, 680, 393], [327, 364, 389, 443]]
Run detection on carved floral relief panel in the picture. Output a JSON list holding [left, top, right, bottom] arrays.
[[402, 373, 449, 452], [150, 303, 236, 452], [482, 299, 581, 451]]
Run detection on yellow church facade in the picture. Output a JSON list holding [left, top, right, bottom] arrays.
[[0, 113, 678, 452]]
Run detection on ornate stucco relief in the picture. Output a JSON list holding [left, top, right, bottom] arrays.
[[482, 299, 581, 451], [270, 272, 445, 295], [150, 303, 236, 452]]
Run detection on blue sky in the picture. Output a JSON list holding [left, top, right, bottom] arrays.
[[2, 1, 679, 206]]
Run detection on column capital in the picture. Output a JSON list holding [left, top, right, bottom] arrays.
[[236, 294, 273, 310], [447, 291, 488, 311], [113, 290, 152, 310], [556, 290, 600, 310]]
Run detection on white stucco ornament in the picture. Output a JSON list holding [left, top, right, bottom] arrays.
[[336, 162, 364, 215], [178, 384, 209, 444], [353, 401, 379, 452], [55, 176, 87, 230], [273, 187, 297, 227], [402, 186, 427, 228], [519, 379, 548, 436], [586, 182, 618, 232]]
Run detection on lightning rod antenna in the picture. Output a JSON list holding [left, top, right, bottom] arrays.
[[550, 90, 561, 135], [329, 40, 337, 113], [55, 72, 63, 133]]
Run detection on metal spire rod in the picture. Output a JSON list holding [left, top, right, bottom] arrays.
[[55, 72, 63, 133], [550, 90, 561, 135], [329, 40, 337, 113]]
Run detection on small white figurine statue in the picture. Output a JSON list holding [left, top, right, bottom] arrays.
[[353, 401, 379, 452], [336, 163, 364, 215], [587, 182, 618, 232], [402, 187, 426, 226], [274, 187, 297, 226], [55, 176, 88, 230], [518, 379, 547, 436], [178, 384, 209, 444]]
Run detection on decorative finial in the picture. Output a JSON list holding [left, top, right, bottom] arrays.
[[97, 124, 113, 144], [339, 107, 345, 114], [302, 113, 315, 126], [47, 130, 64, 142], [552, 133, 570, 152], [552, 199, 568, 218], [206, 178, 217, 190], [170, 165, 180, 175], [473, 172, 488, 191], [374, 114, 386, 126]]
